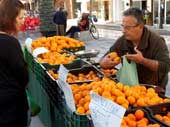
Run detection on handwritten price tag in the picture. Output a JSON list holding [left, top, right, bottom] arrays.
[[32, 47, 49, 58], [89, 92, 126, 127]]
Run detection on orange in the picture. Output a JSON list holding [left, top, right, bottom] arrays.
[[123, 85, 130, 92], [137, 118, 148, 125], [82, 90, 89, 97], [124, 89, 133, 97], [127, 113, 136, 121], [135, 109, 144, 120], [127, 96, 136, 105], [74, 93, 82, 101], [167, 112, 170, 118], [121, 103, 129, 109], [116, 82, 124, 91], [154, 114, 162, 120], [108, 52, 117, 59], [84, 95, 91, 102], [114, 56, 121, 61], [78, 98, 85, 106], [127, 120, 136, 127], [84, 102, 89, 111], [162, 116, 170, 124], [136, 98, 146, 107], [86, 110, 90, 114], [76, 106, 85, 114], [102, 91, 111, 98], [116, 96, 127, 105]]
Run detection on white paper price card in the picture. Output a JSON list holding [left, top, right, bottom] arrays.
[[25, 38, 33, 53], [57, 65, 76, 112], [32, 47, 49, 58], [89, 92, 126, 127]]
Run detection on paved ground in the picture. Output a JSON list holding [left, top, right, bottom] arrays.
[[18, 26, 170, 127]]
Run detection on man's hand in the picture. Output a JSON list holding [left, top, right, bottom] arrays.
[[126, 47, 158, 71], [126, 47, 144, 63], [100, 54, 120, 69]]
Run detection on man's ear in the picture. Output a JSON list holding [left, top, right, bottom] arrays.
[[139, 24, 144, 29]]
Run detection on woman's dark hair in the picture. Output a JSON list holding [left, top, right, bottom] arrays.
[[123, 7, 145, 24], [0, 0, 24, 35]]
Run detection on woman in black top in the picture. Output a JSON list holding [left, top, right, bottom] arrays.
[[0, 0, 29, 127]]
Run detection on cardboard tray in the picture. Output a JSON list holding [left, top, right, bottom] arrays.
[[125, 107, 167, 127], [144, 102, 170, 127]]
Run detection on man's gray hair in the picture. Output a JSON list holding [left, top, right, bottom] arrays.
[[123, 7, 145, 24]]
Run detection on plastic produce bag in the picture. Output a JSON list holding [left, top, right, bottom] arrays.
[[116, 55, 139, 86], [26, 90, 41, 116]]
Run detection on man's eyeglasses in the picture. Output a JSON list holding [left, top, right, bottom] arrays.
[[121, 24, 139, 30]]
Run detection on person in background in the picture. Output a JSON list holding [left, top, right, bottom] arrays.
[[100, 7, 170, 88], [65, 12, 89, 38], [53, 7, 68, 36], [0, 0, 29, 127]]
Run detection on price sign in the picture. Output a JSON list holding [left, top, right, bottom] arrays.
[[32, 47, 49, 58], [89, 92, 126, 127]]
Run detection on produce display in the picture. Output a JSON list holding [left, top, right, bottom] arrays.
[[31, 36, 85, 65], [155, 113, 170, 125], [36, 52, 75, 65], [25, 36, 170, 127], [121, 109, 160, 127], [48, 69, 101, 83], [31, 36, 85, 53], [70, 77, 170, 114]]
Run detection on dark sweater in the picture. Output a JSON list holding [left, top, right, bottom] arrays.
[[0, 33, 29, 127], [53, 10, 67, 25]]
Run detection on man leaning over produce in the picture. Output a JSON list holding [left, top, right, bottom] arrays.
[[100, 7, 170, 88]]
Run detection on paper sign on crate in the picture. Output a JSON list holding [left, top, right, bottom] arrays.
[[32, 47, 49, 58], [25, 37, 33, 53], [89, 92, 126, 127], [57, 64, 76, 112]]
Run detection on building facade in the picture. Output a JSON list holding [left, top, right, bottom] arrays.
[[68, 0, 170, 26], [23, 0, 170, 26]]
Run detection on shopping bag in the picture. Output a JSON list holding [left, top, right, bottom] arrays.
[[116, 55, 139, 86], [26, 90, 41, 116]]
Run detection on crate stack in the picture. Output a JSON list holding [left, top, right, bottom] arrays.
[[39, 0, 56, 37]]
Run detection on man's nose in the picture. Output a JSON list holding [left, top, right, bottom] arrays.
[[122, 28, 127, 33]]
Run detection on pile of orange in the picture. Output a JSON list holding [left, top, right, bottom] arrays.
[[154, 111, 170, 125], [67, 71, 101, 83], [48, 70, 101, 83], [121, 109, 160, 127], [36, 52, 75, 65], [70, 77, 170, 115], [31, 36, 85, 53], [30, 36, 85, 65]]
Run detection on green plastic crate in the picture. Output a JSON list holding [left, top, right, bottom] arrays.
[[28, 69, 65, 127], [28, 69, 52, 127]]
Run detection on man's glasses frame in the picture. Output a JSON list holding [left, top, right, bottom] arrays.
[[121, 24, 139, 30]]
